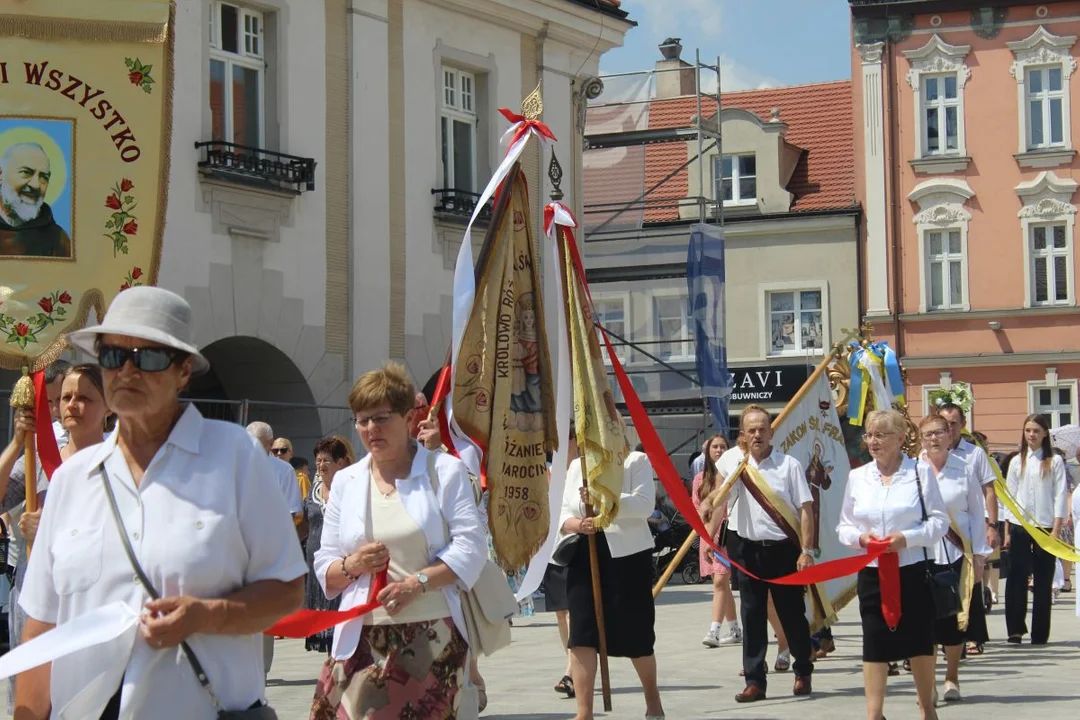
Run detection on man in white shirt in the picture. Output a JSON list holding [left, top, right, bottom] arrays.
[[245, 421, 304, 676], [716, 406, 815, 703], [938, 404, 999, 551]]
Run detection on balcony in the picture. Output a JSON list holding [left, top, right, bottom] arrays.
[[195, 141, 317, 195], [432, 188, 493, 224]]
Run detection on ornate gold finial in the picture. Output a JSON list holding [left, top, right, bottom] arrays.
[[522, 81, 543, 120], [10, 366, 34, 410]]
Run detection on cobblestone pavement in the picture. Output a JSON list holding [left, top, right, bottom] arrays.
[[4, 582, 1078, 718]]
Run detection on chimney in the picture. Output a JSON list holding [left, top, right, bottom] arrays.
[[655, 37, 697, 99]]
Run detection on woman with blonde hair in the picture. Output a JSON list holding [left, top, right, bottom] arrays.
[[693, 433, 741, 647], [919, 413, 989, 702], [837, 408, 949, 720], [310, 362, 487, 719], [1004, 413, 1068, 645]]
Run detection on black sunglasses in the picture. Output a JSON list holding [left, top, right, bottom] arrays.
[[98, 344, 183, 372], [271, 447, 290, 455]]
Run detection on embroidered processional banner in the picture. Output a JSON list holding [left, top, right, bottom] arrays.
[[773, 371, 855, 626], [0, 0, 174, 369], [452, 169, 557, 570]]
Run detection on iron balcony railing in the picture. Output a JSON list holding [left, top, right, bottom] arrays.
[[195, 141, 317, 194], [431, 188, 492, 222]]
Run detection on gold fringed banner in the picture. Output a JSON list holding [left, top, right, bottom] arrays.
[[0, 0, 174, 370], [452, 168, 557, 571]]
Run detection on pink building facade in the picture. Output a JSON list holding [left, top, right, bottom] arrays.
[[851, 1, 1080, 447]]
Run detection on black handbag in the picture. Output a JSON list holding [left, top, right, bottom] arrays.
[[99, 464, 278, 719], [913, 473, 961, 620]]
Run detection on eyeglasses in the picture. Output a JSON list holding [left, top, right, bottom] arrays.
[[271, 447, 290, 455], [354, 411, 395, 429], [921, 430, 947, 440], [98, 344, 182, 372], [864, 432, 897, 442]]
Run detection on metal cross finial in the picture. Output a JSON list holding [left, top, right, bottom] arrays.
[[548, 151, 564, 201]]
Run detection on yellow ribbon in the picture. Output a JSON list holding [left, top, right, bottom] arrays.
[[743, 464, 838, 626], [946, 514, 974, 631], [989, 459, 1080, 563]]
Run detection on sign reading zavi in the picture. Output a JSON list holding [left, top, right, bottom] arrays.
[[728, 364, 810, 404]]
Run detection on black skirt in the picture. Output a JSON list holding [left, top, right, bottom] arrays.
[[567, 533, 655, 658], [858, 561, 936, 663], [543, 562, 570, 612], [933, 558, 989, 646]]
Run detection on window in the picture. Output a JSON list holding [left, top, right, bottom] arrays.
[[714, 154, 756, 205], [593, 296, 629, 363], [923, 74, 959, 155], [1033, 385, 1074, 427], [925, 229, 965, 310], [1026, 66, 1066, 149], [1030, 223, 1070, 305], [1008, 27, 1076, 161], [652, 293, 691, 361], [767, 290, 822, 355], [209, 2, 264, 147], [440, 66, 477, 192], [903, 35, 971, 168]]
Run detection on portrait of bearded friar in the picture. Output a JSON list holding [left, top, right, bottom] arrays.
[[0, 141, 73, 258]]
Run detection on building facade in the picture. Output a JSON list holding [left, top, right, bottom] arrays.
[[583, 42, 859, 461], [0, 1, 632, 448], [851, 0, 1080, 446]]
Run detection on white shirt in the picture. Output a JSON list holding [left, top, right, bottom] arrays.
[[19, 405, 308, 720], [717, 446, 812, 543], [1004, 449, 1069, 527], [556, 451, 656, 559], [953, 439, 997, 487], [314, 445, 486, 660], [837, 456, 949, 567], [270, 455, 304, 515], [919, 454, 991, 565]]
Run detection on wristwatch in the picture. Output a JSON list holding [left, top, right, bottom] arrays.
[[415, 571, 430, 593], [802, 548, 821, 559]]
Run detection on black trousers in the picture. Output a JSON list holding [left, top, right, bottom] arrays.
[[1005, 525, 1056, 644], [730, 535, 813, 690]]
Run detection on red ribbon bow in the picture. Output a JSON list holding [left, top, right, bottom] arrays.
[[499, 108, 557, 149]]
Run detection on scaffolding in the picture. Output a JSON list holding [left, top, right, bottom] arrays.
[[581, 46, 725, 469]]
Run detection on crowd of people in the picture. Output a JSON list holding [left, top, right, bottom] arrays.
[[0, 285, 1077, 720]]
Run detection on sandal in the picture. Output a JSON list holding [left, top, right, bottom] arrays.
[[774, 651, 791, 672], [966, 642, 984, 655], [887, 662, 899, 676], [554, 675, 575, 697], [902, 659, 911, 672]]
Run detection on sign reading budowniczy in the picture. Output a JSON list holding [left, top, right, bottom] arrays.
[[728, 363, 811, 405]]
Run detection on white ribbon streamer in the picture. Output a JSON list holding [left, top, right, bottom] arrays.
[[514, 203, 573, 601], [0, 602, 139, 680]]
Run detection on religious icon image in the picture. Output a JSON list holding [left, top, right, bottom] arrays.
[[0, 117, 74, 258], [509, 291, 543, 431], [805, 439, 833, 550]]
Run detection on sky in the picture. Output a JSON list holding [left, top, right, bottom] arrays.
[[598, 0, 854, 91]]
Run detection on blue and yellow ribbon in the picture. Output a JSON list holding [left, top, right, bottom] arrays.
[[847, 341, 906, 426]]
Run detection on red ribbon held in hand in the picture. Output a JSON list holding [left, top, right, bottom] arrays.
[[32, 371, 62, 481], [876, 547, 902, 631], [265, 570, 389, 638]]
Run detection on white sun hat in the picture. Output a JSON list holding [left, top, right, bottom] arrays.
[[67, 286, 210, 375]]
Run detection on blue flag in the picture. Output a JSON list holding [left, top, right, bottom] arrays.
[[686, 224, 731, 435]]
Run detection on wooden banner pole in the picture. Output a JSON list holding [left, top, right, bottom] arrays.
[[10, 368, 38, 558], [652, 344, 844, 598], [579, 453, 613, 712]]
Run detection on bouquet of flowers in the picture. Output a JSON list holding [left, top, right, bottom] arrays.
[[928, 381, 975, 414]]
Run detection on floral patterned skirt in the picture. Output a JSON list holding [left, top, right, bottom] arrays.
[[309, 617, 468, 720]]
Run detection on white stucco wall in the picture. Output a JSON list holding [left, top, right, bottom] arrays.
[[158, 0, 338, 407]]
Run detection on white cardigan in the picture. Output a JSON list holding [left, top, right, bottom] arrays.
[[555, 450, 656, 559], [314, 446, 487, 660]]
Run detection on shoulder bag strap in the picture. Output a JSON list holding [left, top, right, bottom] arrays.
[[98, 463, 226, 716], [913, 469, 951, 568]]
